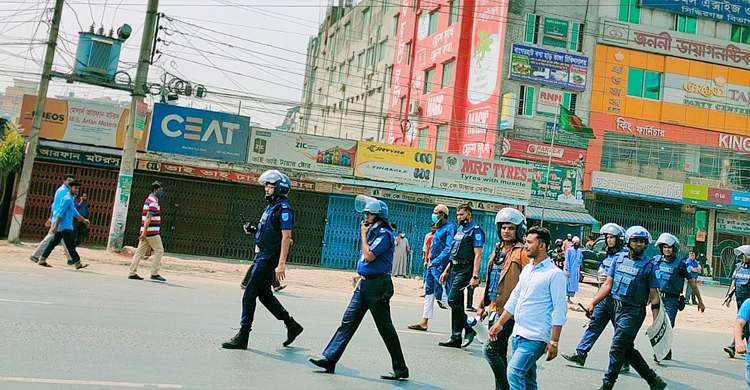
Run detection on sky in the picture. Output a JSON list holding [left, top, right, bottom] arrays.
[[0, 0, 329, 128]]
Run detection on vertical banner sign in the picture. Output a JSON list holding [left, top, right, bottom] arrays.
[[462, 0, 510, 159], [499, 93, 516, 130], [109, 174, 133, 240], [354, 141, 436, 187], [134, 101, 148, 140]]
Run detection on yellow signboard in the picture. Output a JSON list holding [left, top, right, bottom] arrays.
[[354, 141, 436, 187]]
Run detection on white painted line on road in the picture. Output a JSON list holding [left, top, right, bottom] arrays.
[[0, 298, 53, 305], [0, 270, 46, 277], [397, 329, 444, 336], [0, 377, 182, 388]]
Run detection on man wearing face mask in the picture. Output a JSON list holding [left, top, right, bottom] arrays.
[[438, 204, 485, 348], [408, 205, 454, 331], [222, 170, 303, 350], [128, 182, 167, 281], [724, 245, 750, 358], [653, 232, 706, 361]]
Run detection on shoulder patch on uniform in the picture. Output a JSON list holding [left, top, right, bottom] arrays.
[[475, 233, 482, 241], [372, 237, 383, 247], [281, 212, 290, 222]]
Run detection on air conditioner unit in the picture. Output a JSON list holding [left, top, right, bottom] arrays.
[[409, 101, 422, 115]]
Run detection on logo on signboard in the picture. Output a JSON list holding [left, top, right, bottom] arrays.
[[253, 138, 267, 154], [160, 114, 240, 145], [366, 145, 406, 155], [683, 77, 726, 98], [444, 155, 459, 173]]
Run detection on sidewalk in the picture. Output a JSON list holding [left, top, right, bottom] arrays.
[[2, 240, 737, 333]]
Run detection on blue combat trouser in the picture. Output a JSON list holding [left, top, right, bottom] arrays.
[[603, 301, 658, 387], [240, 257, 290, 330]]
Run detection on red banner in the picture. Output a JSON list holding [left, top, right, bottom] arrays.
[[499, 137, 585, 166]]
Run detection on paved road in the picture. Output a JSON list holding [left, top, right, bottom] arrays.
[[0, 259, 744, 390]]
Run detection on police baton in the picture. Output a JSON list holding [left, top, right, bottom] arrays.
[[578, 303, 593, 320]]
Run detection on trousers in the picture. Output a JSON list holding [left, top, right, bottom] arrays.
[[448, 263, 473, 340], [33, 226, 72, 262], [323, 276, 407, 372], [240, 258, 291, 329], [41, 229, 80, 264], [484, 317, 515, 390], [129, 235, 164, 277], [603, 303, 657, 386], [508, 336, 547, 390], [662, 295, 679, 327]]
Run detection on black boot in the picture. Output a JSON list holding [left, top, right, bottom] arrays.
[[381, 368, 409, 380], [438, 338, 462, 348], [598, 383, 614, 390], [309, 357, 335, 373], [562, 352, 586, 367], [649, 375, 667, 390], [725, 346, 736, 358], [283, 317, 303, 347], [462, 328, 477, 348], [222, 328, 250, 349]]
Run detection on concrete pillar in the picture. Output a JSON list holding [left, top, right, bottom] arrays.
[[707, 209, 716, 277]]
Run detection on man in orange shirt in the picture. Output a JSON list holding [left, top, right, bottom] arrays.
[[478, 208, 531, 390]]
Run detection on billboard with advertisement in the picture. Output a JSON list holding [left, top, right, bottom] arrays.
[[147, 103, 250, 162], [500, 137, 585, 167], [509, 44, 588, 91], [354, 141, 435, 187], [640, 0, 750, 26], [433, 153, 533, 201], [717, 212, 750, 235], [19, 95, 149, 150], [529, 162, 583, 204], [248, 129, 356, 175], [591, 171, 684, 203]]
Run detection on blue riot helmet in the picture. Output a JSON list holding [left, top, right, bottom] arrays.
[[655, 233, 680, 256], [495, 208, 527, 242], [355, 195, 389, 220], [735, 245, 750, 257], [259, 170, 291, 199], [624, 225, 652, 244]]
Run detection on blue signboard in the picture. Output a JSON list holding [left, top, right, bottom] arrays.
[[641, 0, 750, 27], [509, 44, 589, 91], [147, 103, 250, 162]]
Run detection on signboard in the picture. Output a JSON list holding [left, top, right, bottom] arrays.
[[733, 191, 750, 211], [147, 103, 251, 162], [354, 141, 436, 187], [720, 133, 750, 153], [599, 18, 750, 68], [683, 184, 708, 201], [663, 73, 750, 116], [19, 95, 148, 150], [248, 129, 356, 175], [543, 123, 590, 149], [500, 137, 585, 167], [529, 162, 583, 204], [640, 0, 750, 26], [591, 171, 683, 203], [433, 153, 534, 200], [589, 112, 724, 149], [509, 44, 588, 91], [134, 100, 148, 140], [542, 17, 569, 48], [717, 213, 750, 235], [499, 93, 516, 130], [37, 147, 120, 169], [537, 87, 565, 116]]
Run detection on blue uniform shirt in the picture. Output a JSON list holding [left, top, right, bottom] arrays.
[[685, 258, 699, 280], [607, 252, 660, 305], [357, 222, 394, 276], [737, 299, 750, 364], [53, 193, 77, 232], [430, 222, 455, 270], [254, 198, 293, 263]]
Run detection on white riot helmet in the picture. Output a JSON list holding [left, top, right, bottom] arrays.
[[655, 233, 680, 255], [624, 226, 652, 244], [495, 208, 527, 242], [735, 245, 750, 257]]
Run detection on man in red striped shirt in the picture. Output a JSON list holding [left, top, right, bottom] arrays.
[[128, 182, 166, 282]]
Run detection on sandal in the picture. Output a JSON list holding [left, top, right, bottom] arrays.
[[407, 324, 428, 331], [38, 262, 52, 267], [74, 263, 90, 270]]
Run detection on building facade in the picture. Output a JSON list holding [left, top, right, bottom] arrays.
[[0, 79, 38, 125]]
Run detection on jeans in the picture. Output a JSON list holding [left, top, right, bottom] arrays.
[[603, 304, 657, 387], [447, 264, 473, 340], [240, 258, 291, 330], [323, 276, 407, 372], [40, 229, 80, 264], [577, 297, 615, 358], [466, 286, 475, 308], [425, 266, 445, 299], [662, 295, 679, 327], [508, 336, 546, 390], [33, 226, 72, 262], [484, 317, 515, 390]]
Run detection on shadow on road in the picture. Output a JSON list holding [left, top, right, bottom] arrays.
[[655, 358, 744, 383]]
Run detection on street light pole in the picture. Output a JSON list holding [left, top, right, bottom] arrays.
[[7, 0, 65, 243]]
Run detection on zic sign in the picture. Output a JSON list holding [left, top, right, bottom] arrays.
[[147, 103, 250, 162]]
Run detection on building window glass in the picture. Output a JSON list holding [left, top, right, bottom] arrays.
[[394, 14, 400, 36], [627, 68, 661, 100], [525, 14, 541, 44], [357, 51, 364, 70], [344, 23, 351, 42], [570, 23, 584, 52], [674, 14, 697, 34], [363, 7, 371, 27], [406, 42, 412, 65], [436, 124, 447, 151], [399, 97, 406, 120], [449, 0, 459, 25], [618, 0, 640, 24], [385, 66, 393, 88], [347, 58, 353, 77], [418, 128, 429, 149], [329, 68, 334, 85], [441, 60, 454, 88], [379, 40, 387, 61], [731, 24, 750, 44], [366, 47, 374, 67], [424, 67, 435, 93], [429, 11, 438, 35], [517, 85, 535, 116]]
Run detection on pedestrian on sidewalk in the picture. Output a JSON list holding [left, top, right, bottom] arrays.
[[222, 170, 303, 350], [74, 192, 89, 246], [420, 224, 437, 295], [685, 250, 701, 305], [128, 182, 167, 282], [38, 180, 90, 269], [310, 195, 408, 380], [564, 236, 582, 304], [30, 174, 76, 264], [488, 226, 566, 390], [392, 230, 412, 277], [407, 205, 453, 331]]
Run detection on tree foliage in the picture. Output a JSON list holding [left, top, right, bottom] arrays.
[[0, 119, 25, 174]]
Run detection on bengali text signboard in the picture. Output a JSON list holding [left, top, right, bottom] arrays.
[[248, 129, 356, 175], [591, 171, 683, 203], [509, 44, 588, 91], [640, 0, 750, 26], [433, 153, 533, 200]]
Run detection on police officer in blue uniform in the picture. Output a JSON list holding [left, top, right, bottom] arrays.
[[587, 226, 667, 390], [563, 223, 629, 373], [725, 245, 750, 358], [438, 204, 485, 348], [310, 195, 409, 380], [222, 170, 303, 349], [653, 232, 706, 360]]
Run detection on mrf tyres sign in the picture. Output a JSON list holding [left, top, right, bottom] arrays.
[[148, 103, 250, 162], [433, 153, 534, 201]]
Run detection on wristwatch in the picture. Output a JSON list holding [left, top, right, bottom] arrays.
[[472, 275, 479, 279], [549, 340, 559, 348]]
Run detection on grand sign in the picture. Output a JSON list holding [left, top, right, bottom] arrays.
[[663, 74, 750, 116], [599, 18, 750, 68]]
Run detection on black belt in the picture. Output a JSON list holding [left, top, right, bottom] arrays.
[[659, 292, 680, 298], [360, 273, 389, 281], [613, 299, 639, 308]]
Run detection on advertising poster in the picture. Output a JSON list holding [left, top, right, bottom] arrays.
[[148, 103, 251, 162], [640, 0, 750, 26], [248, 129, 356, 175], [19, 95, 149, 150], [529, 162, 583, 204], [354, 141, 436, 187], [500, 137, 586, 166], [591, 171, 684, 203], [433, 153, 533, 201], [542, 17, 569, 48], [509, 44, 588, 91]]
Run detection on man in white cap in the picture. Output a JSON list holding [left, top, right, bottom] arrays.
[[564, 236, 582, 304]]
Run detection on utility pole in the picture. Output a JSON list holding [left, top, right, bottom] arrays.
[[7, 0, 64, 243], [107, 0, 160, 252]]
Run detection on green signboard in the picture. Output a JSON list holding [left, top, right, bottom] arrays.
[[542, 17, 569, 48]]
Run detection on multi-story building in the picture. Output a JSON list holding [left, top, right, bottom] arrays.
[[299, 0, 398, 141], [585, 0, 750, 278], [0, 79, 38, 125]]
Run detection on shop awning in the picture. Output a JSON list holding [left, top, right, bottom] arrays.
[[525, 207, 599, 225]]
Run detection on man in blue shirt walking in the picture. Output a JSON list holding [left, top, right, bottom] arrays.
[[31, 174, 76, 264], [38, 180, 90, 269], [310, 195, 408, 381]]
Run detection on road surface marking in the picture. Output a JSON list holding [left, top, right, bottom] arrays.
[[0, 377, 182, 388], [0, 298, 53, 305], [397, 329, 444, 336]]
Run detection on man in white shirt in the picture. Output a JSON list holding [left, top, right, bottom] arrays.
[[488, 226, 567, 390]]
